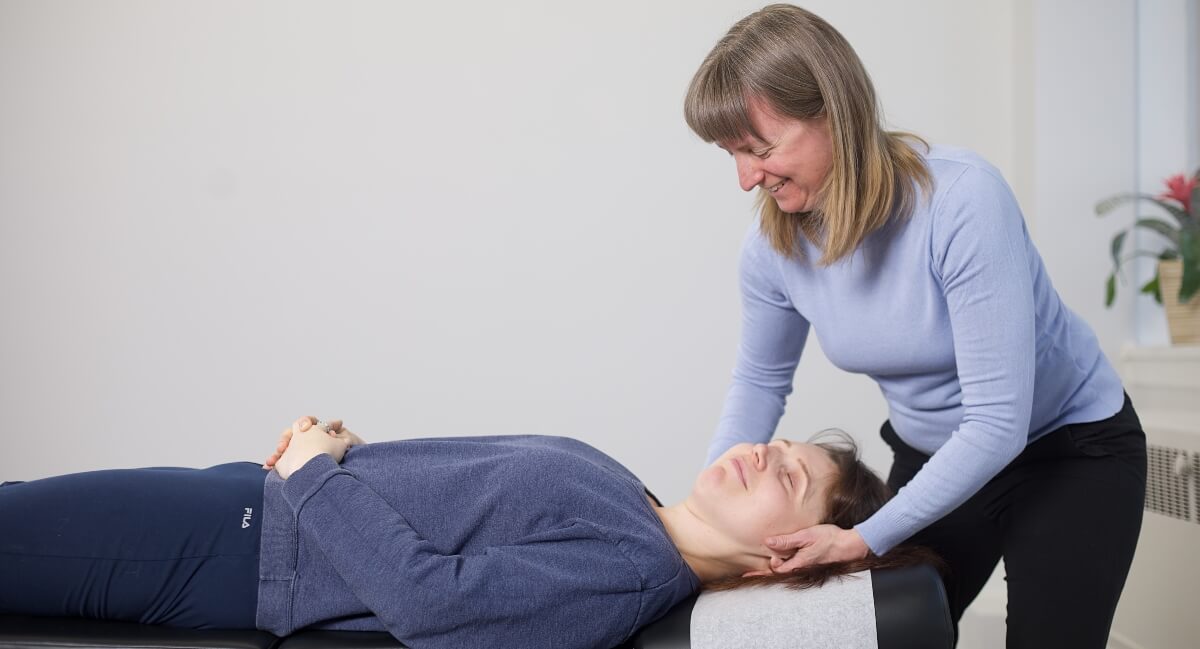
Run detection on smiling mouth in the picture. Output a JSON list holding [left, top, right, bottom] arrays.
[[767, 179, 787, 193]]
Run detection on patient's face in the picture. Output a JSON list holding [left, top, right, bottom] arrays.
[[688, 439, 837, 550]]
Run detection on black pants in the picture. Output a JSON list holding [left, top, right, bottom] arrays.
[[884, 393, 1146, 649], [0, 462, 264, 629]]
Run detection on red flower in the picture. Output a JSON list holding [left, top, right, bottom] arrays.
[[1160, 173, 1196, 213]]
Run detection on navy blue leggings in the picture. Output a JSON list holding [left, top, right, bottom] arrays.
[[0, 461, 265, 629]]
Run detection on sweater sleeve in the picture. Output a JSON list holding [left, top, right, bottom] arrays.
[[280, 454, 645, 649], [855, 166, 1036, 554], [707, 227, 811, 465]]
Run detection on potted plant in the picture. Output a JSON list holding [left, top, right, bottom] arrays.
[[1096, 169, 1200, 344]]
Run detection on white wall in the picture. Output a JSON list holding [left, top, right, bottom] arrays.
[[1032, 0, 1138, 366], [0, 0, 1028, 505]]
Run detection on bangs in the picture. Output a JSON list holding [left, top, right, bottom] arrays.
[[683, 56, 763, 145]]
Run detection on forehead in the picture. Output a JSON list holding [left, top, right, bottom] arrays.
[[715, 100, 800, 151], [717, 132, 767, 151], [770, 439, 837, 476]]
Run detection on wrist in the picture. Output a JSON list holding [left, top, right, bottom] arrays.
[[842, 528, 870, 560], [279, 453, 345, 513], [278, 451, 332, 480]]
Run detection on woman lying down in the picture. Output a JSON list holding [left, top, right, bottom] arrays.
[[0, 416, 932, 649]]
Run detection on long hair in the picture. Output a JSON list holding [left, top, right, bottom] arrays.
[[684, 4, 933, 265], [703, 430, 943, 592]]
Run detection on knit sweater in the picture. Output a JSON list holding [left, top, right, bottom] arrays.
[[256, 435, 699, 649], [709, 145, 1125, 554]]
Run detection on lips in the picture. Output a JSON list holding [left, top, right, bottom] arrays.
[[731, 457, 748, 489], [768, 179, 787, 193]]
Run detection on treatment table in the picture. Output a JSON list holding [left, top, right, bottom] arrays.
[[0, 564, 951, 648]]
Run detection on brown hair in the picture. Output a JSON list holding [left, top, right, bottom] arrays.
[[704, 429, 943, 591], [684, 4, 933, 265]]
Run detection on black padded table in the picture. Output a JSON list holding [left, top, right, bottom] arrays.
[[0, 564, 951, 649]]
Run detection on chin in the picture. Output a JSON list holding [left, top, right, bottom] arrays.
[[772, 196, 802, 213], [773, 192, 815, 214]]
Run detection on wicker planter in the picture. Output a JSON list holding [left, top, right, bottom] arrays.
[[1159, 259, 1200, 344]]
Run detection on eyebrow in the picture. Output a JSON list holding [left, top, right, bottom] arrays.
[[777, 440, 815, 505], [716, 136, 773, 153], [798, 455, 813, 505]]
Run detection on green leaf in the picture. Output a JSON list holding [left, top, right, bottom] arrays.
[[1178, 229, 1200, 302], [1110, 230, 1128, 270], [1133, 217, 1181, 247], [1191, 179, 1200, 222], [1105, 249, 1184, 307], [1119, 249, 1175, 265], [1096, 193, 1190, 228], [1140, 275, 1162, 304]]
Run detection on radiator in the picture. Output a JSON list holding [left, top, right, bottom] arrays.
[[1110, 345, 1200, 649]]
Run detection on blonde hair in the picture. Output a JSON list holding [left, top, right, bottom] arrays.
[[684, 4, 933, 264]]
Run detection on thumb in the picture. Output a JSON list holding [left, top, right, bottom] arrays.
[[766, 528, 811, 552]]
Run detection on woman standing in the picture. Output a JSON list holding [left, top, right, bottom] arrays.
[[686, 5, 1146, 648]]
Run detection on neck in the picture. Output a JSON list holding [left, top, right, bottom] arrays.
[[652, 502, 769, 584]]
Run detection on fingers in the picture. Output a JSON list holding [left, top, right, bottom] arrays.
[[742, 552, 797, 578], [773, 552, 810, 574], [765, 529, 810, 552], [765, 525, 866, 573], [292, 417, 316, 435], [301, 416, 344, 436], [265, 426, 294, 469], [264, 449, 284, 469], [267, 416, 323, 470], [764, 529, 815, 573], [314, 417, 345, 438]]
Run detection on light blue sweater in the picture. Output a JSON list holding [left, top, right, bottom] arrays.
[[708, 146, 1125, 554], [257, 435, 698, 649]]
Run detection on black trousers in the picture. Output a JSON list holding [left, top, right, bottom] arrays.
[[883, 393, 1146, 649], [0, 462, 264, 629]]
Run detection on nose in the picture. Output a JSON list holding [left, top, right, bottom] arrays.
[[735, 154, 764, 192], [751, 444, 768, 470]]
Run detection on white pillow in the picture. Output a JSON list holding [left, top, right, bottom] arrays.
[[690, 570, 878, 649]]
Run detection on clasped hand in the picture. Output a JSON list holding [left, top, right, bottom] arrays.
[[262, 415, 366, 479]]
